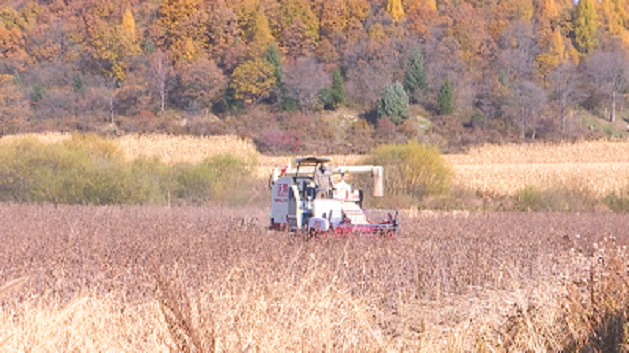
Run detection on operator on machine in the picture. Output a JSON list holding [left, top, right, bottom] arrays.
[[314, 162, 333, 199]]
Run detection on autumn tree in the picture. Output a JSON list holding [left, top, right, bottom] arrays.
[[586, 49, 628, 122], [505, 81, 547, 139], [0, 74, 29, 134], [387, 0, 405, 22], [377, 82, 410, 124], [406, 3, 439, 39], [149, 50, 172, 113], [316, 0, 349, 34], [230, 57, 276, 104], [0, 19, 30, 72], [281, 18, 315, 62], [120, 7, 139, 54], [573, 0, 599, 54], [345, 40, 397, 107], [178, 58, 227, 113], [535, 28, 568, 82], [368, 23, 386, 42], [283, 57, 330, 114], [548, 62, 582, 131], [152, 0, 205, 62], [315, 38, 339, 65], [206, 2, 242, 57], [279, 0, 319, 42], [251, 7, 274, 49]]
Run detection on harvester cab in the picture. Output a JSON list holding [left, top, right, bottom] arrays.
[[268, 157, 398, 237]]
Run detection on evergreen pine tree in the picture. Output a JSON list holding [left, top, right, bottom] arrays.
[[377, 82, 410, 124], [438, 80, 454, 115], [265, 43, 282, 85], [329, 68, 346, 108], [403, 48, 427, 103]]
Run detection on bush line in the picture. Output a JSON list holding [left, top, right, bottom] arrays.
[[0, 134, 258, 206]]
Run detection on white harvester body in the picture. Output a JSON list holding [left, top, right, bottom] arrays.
[[268, 157, 398, 236]]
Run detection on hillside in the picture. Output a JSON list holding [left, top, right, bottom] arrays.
[[3, 0, 629, 151]]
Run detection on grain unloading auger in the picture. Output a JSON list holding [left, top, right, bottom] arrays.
[[268, 157, 399, 238]]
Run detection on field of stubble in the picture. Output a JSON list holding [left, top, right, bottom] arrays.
[[1, 205, 628, 351]]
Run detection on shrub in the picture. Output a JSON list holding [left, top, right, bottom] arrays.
[[602, 192, 629, 213], [172, 153, 257, 205], [358, 141, 453, 208], [515, 185, 598, 212], [255, 128, 302, 154], [0, 134, 258, 206]]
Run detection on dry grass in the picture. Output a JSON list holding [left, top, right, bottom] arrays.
[[445, 141, 629, 197], [446, 141, 629, 164], [1, 205, 629, 351], [453, 162, 629, 197]]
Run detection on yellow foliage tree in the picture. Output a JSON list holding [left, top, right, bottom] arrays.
[[574, 0, 599, 53], [600, 0, 629, 47], [280, 0, 319, 42], [230, 58, 276, 104], [535, 28, 567, 81], [318, 0, 350, 33], [347, 0, 370, 21], [121, 7, 140, 55], [368, 23, 386, 41], [228, 0, 260, 36], [154, 0, 205, 62], [387, 0, 405, 22], [252, 8, 274, 48]]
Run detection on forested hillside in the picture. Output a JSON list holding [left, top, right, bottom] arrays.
[[1, 0, 629, 153]]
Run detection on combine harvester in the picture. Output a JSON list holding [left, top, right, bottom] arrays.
[[268, 157, 399, 238]]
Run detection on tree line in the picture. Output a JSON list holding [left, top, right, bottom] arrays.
[[1, 0, 629, 153]]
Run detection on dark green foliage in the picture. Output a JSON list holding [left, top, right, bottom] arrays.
[[12, 72, 21, 86], [403, 48, 427, 102], [265, 43, 283, 85], [322, 68, 346, 109], [143, 38, 156, 54], [376, 82, 410, 124], [438, 79, 454, 115], [0, 135, 257, 206], [72, 74, 84, 93], [280, 96, 299, 112], [30, 83, 46, 103]]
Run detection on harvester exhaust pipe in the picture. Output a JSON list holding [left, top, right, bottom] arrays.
[[373, 166, 383, 197]]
